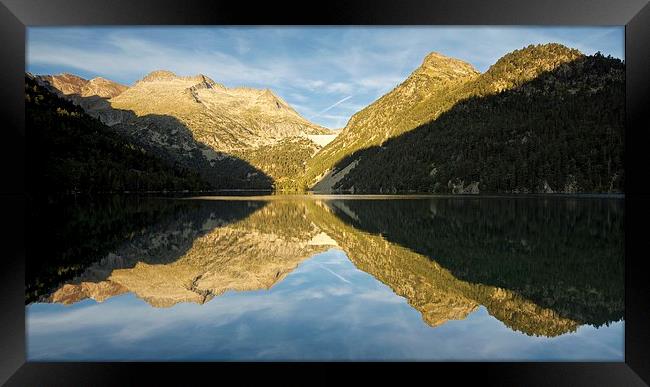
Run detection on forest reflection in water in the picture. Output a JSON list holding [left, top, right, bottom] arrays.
[[26, 195, 624, 360]]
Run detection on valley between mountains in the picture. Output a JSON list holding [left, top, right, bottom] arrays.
[[27, 43, 624, 194]]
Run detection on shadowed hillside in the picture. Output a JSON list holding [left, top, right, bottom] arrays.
[[26, 74, 274, 194], [310, 46, 624, 194]]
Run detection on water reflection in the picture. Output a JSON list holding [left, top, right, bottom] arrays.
[[319, 198, 624, 333], [26, 196, 624, 360], [47, 200, 336, 307]]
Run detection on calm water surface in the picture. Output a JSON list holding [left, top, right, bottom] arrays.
[[26, 195, 624, 361]]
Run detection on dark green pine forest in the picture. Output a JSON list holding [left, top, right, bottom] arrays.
[[26, 75, 211, 195], [332, 52, 625, 194]]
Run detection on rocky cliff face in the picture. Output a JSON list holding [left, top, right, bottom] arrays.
[[106, 70, 331, 150], [37, 73, 128, 99]]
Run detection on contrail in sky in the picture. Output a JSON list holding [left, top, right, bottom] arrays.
[[315, 95, 352, 116]]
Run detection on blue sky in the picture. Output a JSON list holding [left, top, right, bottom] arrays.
[[27, 26, 624, 129]]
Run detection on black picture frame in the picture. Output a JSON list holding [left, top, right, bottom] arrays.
[[1, 0, 649, 385]]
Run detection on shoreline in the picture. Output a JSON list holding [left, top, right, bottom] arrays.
[[31, 191, 625, 201], [183, 192, 625, 201]]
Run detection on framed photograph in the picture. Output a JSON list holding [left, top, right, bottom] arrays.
[[1, 0, 649, 385]]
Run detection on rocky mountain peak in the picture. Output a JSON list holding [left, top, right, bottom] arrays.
[[36, 73, 128, 99], [421, 51, 455, 65], [140, 70, 179, 82], [46, 73, 88, 94], [416, 51, 480, 80], [257, 88, 287, 109], [88, 76, 111, 84], [57, 72, 87, 82], [190, 74, 216, 85], [137, 71, 226, 91]]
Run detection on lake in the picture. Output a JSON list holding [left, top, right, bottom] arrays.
[[26, 195, 624, 361]]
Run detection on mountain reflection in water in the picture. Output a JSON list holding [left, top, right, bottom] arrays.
[[26, 195, 624, 360]]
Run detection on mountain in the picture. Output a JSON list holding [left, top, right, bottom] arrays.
[[37, 73, 128, 99], [25, 74, 211, 195], [304, 52, 480, 190], [38, 70, 335, 191], [306, 44, 624, 194], [109, 70, 330, 148]]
